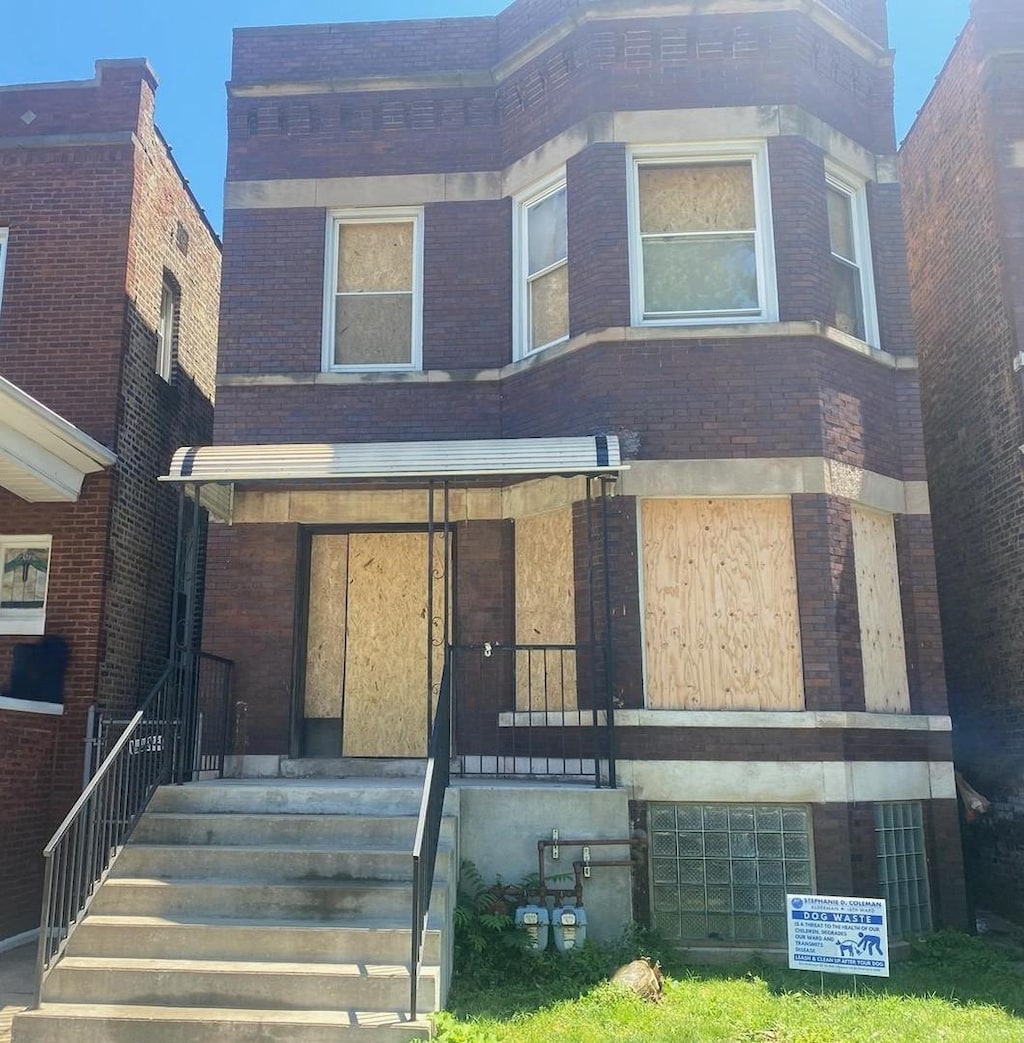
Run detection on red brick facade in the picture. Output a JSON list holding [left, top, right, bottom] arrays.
[[203, 0, 967, 936], [900, 0, 1024, 921], [0, 61, 220, 940]]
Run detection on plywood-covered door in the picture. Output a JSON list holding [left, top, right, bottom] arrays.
[[303, 531, 445, 757]]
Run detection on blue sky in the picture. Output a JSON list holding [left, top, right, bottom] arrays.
[[4, 2, 967, 233]]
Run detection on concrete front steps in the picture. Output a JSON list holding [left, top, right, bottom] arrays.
[[14, 777, 457, 1043]]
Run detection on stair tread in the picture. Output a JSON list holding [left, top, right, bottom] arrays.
[[126, 840, 453, 853], [80, 913, 444, 932], [103, 877, 424, 888], [57, 956, 438, 976], [20, 1003, 431, 1028]]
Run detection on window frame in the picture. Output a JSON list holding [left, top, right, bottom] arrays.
[[156, 274, 179, 383], [513, 172, 569, 360], [627, 142, 779, 328], [825, 166, 880, 348], [0, 534, 53, 636], [0, 227, 8, 319], [321, 206, 424, 373]]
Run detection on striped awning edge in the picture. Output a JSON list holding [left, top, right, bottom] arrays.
[[161, 436, 623, 485]]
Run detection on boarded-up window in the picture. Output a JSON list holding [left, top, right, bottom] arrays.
[[328, 214, 419, 368], [514, 507, 577, 709], [523, 183, 568, 353], [851, 507, 910, 713], [641, 498, 804, 710], [637, 161, 759, 318]]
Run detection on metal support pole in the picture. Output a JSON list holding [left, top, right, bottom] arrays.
[[585, 478, 601, 786], [600, 477, 617, 789], [169, 487, 186, 662], [426, 480, 435, 747]]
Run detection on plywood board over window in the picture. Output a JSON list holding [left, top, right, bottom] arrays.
[[514, 507, 577, 710], [852, 507, 910, 713], [641, 498, 804, 711]]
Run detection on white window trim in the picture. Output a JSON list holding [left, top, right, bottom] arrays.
[[321, 206, 424, 373], [627, 141, 779, 328], [0, 534, 52, 636], [825, 166, 880, 349], [157, 276, 177, 383], [513, 172, 569, 360], [0, 227, 8, 320]]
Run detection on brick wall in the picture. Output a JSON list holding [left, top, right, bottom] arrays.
[[900, 5, 1024, 919], [202, 523, 299, 756], [0, 61, 219, 939], [0, 478, 112, 936], [567, 144, 631, 335], [226, 7, 894, 185], [98, 75, 220, 712]]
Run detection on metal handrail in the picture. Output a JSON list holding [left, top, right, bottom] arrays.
[[33, 655, 192, 1003], [410, 646, 452, 1020]]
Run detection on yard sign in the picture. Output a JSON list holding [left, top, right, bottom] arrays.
[[786, 894, 889, 977]]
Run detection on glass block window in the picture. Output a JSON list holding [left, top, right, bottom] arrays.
[[873, 802, 932, 937], [649, 803, 813, 943]]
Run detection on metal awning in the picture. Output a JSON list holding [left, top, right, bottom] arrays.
[[0, 375, 117, 502], [161, 436, 623, 485]]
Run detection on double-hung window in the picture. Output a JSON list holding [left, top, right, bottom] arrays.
[[629, 144, 777, 326], [0, 227, 8, 319], [156, 275, 178, 382], [323, 208, 423, 371], [826, 170, 878, 346], [0, 535, 52, 635], [515, 179, 568, 357]]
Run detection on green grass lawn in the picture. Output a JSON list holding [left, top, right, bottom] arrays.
[[432, 931, 1024, 1042]]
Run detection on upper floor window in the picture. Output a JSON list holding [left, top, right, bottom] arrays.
[[157, 275, 179, 383], [0, 535, 52, 635], [515, 178, 568, 357], [323, 208, 423, 372], [0, 228, 8, 318], [629, 144, 777, 326], [826, 170, 878, 347]]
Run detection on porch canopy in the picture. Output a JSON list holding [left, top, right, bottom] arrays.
[[160, 435, 623, 520], [0, 374, 116, 502]]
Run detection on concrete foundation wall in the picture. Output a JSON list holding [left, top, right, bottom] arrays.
[[455, 782, 633, 942]]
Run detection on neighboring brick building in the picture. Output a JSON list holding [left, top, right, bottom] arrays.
[[900, 0, 1024, 923], [0, 60, 220, 944], [180, 0, 965, 950]]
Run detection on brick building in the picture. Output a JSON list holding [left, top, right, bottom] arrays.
[[900, 0, 1024, 923], [170, 0, 966, 954], [0, 60, 220, 945]]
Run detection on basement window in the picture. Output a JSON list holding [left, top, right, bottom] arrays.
[[0, 535, 52, 635], [649, 802, 813, 944]]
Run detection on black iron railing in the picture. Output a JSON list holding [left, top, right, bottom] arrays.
[[34, 649, 232, 1002], [89, 653, 234, 781], [410, 646, 452, 1020], [452, 643, 611, 785]]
